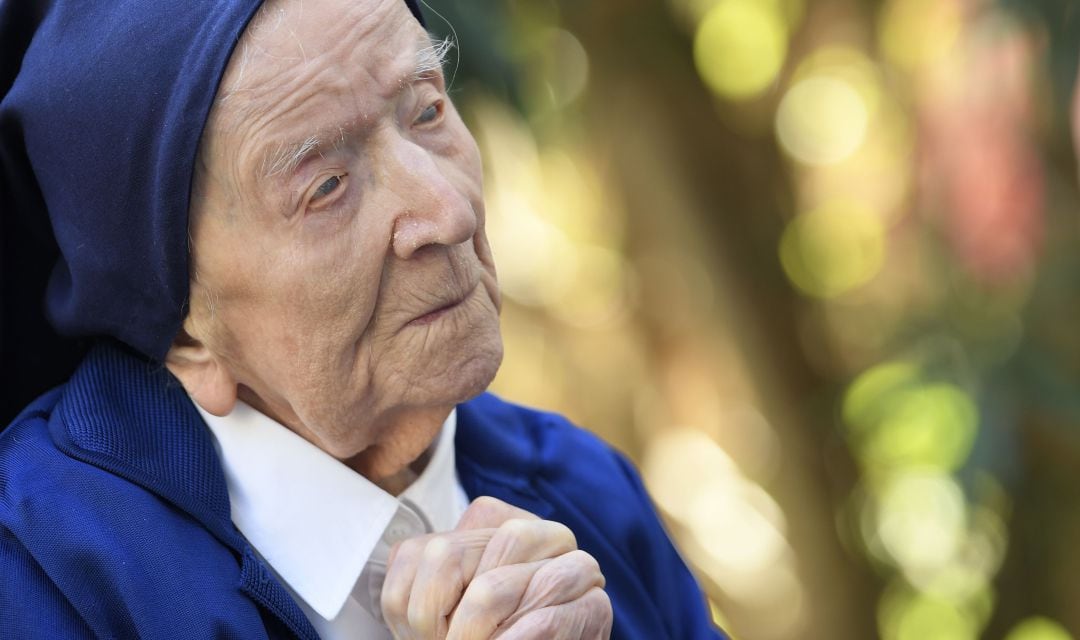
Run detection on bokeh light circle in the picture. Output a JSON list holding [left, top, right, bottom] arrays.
[[779, 201, 886, 298], [776, 75, 870, 165], [1005, 617, 1075, 640], [879, 0, 963, 72], [843, 362, 978, 472], [876, 472, 966, 573], [893, 595, 977, 640], [693, 0, 788, 100]]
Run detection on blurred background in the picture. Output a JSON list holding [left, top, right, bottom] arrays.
[[422, 0, 1080, 637]]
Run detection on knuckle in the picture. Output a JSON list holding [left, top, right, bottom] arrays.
[[462, 496, 540, 529], [565, 548, 596, 568], [567, 549, 603, 582], [459, 496, 511, 530], [526, 552, 601, 603], [422, 535, 452, 563], [471, 495, 504, 510], [466, 565, 530, 617], [498, 518, 535, 543], [547, 520, 577, 547], [473, 564, 537, 620], [466, 572, 500, 609], [395, 537, 424, 560], [467, 495, 505, 519]]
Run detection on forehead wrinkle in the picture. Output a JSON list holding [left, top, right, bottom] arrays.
[[217, 1, 306, 106], [229, 0, 395, 95], [229, 64, 348, 183], [218, 2, 432, 184], [252, 37, 437, 181]]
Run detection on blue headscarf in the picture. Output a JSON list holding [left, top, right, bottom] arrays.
[[0, 0, 425, 405]]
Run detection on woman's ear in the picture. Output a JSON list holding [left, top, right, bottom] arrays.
[[164, 321, 238, 416]]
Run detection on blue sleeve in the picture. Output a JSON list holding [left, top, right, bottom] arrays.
[[609, 451, 727, 640], [0, 526, 95, 639], [457, 394, 729, 639]]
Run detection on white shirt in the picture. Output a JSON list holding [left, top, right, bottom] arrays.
[[197, 402, 470, 639]]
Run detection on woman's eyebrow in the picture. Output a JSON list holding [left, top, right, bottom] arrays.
[[258, 35, 452, 181], [260, 123, 357, 181], [260, 134, 325, 179], [411, 35, 453, 84]]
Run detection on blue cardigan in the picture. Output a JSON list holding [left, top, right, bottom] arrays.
[[0, 343, 725, 639]]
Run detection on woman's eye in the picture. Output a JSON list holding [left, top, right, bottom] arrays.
[[312, 175, 344, 201], [417, 101, 441, 125]]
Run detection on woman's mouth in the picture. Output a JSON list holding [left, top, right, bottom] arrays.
[[406, 285, 476, 327]]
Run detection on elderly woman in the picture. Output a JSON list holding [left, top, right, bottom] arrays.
[[0, 0, 723, 638]]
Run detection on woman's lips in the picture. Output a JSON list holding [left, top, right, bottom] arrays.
[[406, 285, 476, 327]]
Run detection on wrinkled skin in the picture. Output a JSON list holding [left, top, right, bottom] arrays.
[[166, 0, 502, 486], [165, 0, 611, 636], [382, 497, 613, 640]]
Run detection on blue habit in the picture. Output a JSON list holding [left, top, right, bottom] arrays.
[[0, 342, 725, 639]]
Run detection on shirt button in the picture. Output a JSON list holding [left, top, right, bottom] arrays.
[[385, 526, 409, 544]]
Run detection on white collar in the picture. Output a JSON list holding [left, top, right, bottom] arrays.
[[197, 401, 461, 621]]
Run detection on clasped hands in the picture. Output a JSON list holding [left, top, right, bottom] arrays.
[[381, 496, 613, 639]]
